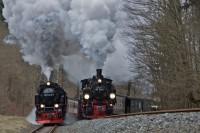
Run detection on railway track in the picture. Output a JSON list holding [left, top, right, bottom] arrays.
[[30, 108, 200, 132], [31, 125, 58, 133], [105, 108, 200, 118]]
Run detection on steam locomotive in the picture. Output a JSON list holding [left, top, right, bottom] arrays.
[[35, 81, 67, 124], [34, 71, 158, 123], [78, 69, 116, 119]]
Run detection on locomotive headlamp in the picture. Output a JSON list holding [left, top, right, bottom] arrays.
[[40, 104, 45, 108], [54, 104, 59, 108], [84, 94, 90, 100], [110, 93, 116, 99], [98, 79, 102, 83], [47, 82, 51, 86]]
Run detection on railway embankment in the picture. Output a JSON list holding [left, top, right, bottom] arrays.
[[57, 112, 200, 133]]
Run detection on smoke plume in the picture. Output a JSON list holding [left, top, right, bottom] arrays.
[[3, 0, 130, 82]]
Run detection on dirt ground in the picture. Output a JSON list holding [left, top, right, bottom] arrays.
[[0, 115, 29, 133]]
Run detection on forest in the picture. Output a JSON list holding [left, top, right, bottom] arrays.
[[126, 0, 200, 108]]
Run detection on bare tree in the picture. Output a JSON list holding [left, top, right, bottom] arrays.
[[125, 0, 200, 109]]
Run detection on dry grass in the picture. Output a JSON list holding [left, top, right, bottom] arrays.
[[0, 115, 28, 133]]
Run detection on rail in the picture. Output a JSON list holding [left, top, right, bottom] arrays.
[[105, 108, 200, 118], [31, 125, 58, 133]]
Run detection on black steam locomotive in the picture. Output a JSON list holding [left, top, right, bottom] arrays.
[[35, 81, 67, 124], [78, 69, 116, 119]]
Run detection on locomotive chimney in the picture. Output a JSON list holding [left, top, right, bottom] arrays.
[[96, 69, 102, 77]]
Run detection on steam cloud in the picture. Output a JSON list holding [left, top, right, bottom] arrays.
[[3, 0, 130, 82], [26, 107, 40, 125]]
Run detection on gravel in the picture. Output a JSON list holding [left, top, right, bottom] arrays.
[[57, 112, 200, 133]]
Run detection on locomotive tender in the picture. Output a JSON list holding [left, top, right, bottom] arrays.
[[35, 81, 67, 124]]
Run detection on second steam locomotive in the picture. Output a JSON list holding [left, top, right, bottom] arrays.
[[78, 69, 117, 119]]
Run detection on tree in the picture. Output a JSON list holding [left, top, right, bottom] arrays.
[[125, 0, 200, 109]]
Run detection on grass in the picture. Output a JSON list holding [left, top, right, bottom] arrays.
[[0, 115, 29, 133]]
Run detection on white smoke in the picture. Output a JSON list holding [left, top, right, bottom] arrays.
[[26, 108, 40, 125], [104, 38, 131, 83], [63, 54, 96, 83], [3, 0, 130, 82], [64, 113, 78, 125]]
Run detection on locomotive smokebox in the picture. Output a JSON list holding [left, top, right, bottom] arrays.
[[96, 69, 102, 77]]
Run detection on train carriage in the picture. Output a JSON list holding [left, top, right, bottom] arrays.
[[113, 95, 125, 114], [113, 95, 158, 114]]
